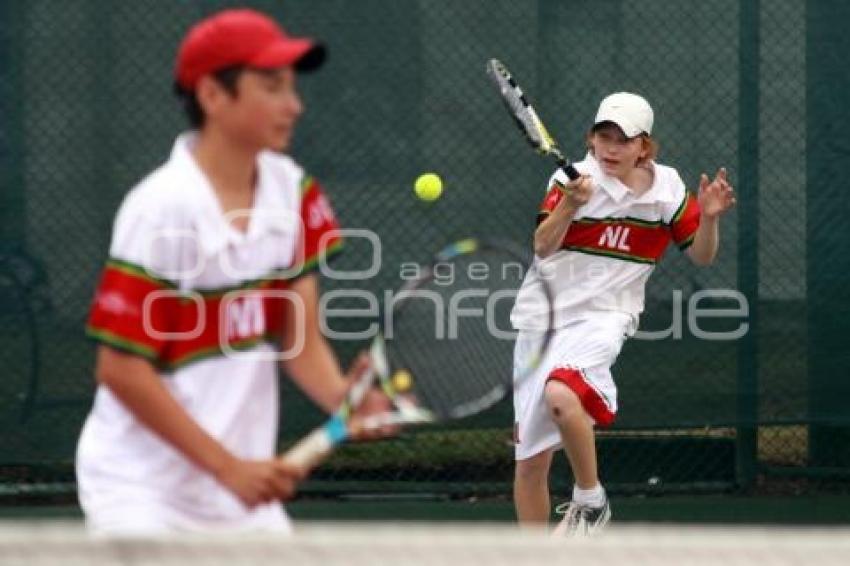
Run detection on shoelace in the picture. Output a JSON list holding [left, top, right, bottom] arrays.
[[554, 501, 584, 531]]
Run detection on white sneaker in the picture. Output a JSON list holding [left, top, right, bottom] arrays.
[[551, 499, 611, 537]]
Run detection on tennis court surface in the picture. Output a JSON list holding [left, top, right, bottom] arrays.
[[2, 521, 849, 565]]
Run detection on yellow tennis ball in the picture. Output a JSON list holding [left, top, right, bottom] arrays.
[[391, 369, 413, 392], [414, 173, 443, 202]]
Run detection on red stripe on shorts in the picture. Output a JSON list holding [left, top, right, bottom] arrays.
[[547, 367, 616, 427]]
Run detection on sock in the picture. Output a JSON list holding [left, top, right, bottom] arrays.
[[572, 484, 606, 508]]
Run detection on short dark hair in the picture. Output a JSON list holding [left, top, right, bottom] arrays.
[[173, 66, 245, 128]]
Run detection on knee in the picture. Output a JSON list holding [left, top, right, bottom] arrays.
[[515, 451, 552, 483], [544, 379, 585, 421]]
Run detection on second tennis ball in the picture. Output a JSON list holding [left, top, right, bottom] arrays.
[[414, 173, 443, 202], [391, 369, 413, 392]]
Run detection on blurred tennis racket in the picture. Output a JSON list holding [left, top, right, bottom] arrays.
[[281, 238, 554, 472], [486, 58, 580, 181]]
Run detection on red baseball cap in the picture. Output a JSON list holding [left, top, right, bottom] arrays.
[[175, 9, 325, 91]]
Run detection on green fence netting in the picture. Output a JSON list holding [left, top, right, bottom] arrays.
[[1, 0, 847, 500]]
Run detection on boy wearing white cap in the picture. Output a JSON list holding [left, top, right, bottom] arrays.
[[76, 9, 389, 534], [511, 92, 736, 535]]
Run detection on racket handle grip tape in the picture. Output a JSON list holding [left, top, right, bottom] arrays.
[[280, 415, 348, 472], [560, 162, 580, 181]]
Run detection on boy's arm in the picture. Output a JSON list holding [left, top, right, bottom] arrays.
[[281, 273, 391, 431], [686, 167, 736, 266], [280, 274, 348, 412], [686, 214, 721, 266], [534, 175, 594, 258], [95, 346, 301, 506]]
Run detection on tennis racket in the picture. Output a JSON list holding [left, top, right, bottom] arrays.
[[486, 58, 580, 181], [281, 238, 554, 472]]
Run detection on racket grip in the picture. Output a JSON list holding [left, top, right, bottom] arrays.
[[561, 163, 580, 181], [280, 416, 347, 472]]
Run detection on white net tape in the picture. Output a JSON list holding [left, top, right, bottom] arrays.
[[1, 522, 849, 566]]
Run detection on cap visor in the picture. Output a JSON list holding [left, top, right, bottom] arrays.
[[295, 43, 326, 72], [593, 117, 642, 138], [250, 39, 326, 73]]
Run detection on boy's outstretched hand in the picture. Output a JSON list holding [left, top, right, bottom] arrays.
[[698, 167, 736, 218]]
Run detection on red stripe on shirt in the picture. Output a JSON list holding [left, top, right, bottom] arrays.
[[537, 184, 701, 260], [86, 261, 174, 361], [562, 219, 671, 263], [540, 182, 567, 215], [670, 193, 700, 248], [86, 261, 290, 369], [297, 178, 343, 274]]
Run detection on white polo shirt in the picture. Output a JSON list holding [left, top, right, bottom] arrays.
[[511, 153, 700, 330], [77, 133, 342, 532]]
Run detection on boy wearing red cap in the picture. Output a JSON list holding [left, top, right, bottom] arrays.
[[76, 9, 384, 534]]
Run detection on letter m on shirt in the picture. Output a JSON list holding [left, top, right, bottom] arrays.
[[226, 294, 266, 340]]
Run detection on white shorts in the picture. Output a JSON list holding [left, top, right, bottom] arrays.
[[513, 311, 635, 460], [78, 481, 292, 536]]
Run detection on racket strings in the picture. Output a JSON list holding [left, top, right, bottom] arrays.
[[388, 249, 532, 419], [487, 60, 548, 151]]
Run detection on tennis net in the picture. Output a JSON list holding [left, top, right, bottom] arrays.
[[1, 521, 849, 565]]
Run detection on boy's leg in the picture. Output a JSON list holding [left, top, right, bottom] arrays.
[[544, 376, 611, 536], [514, 448, 554, 525], [544, 380, 598, 488]]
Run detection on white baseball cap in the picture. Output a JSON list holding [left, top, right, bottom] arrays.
[[594, 92, 654, 137]]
